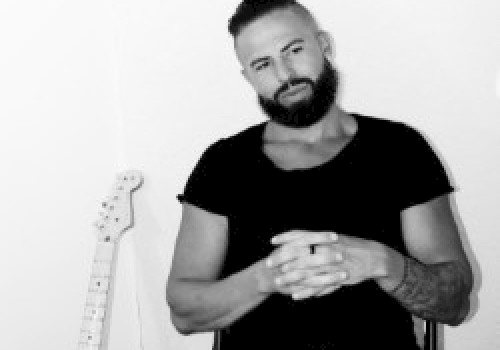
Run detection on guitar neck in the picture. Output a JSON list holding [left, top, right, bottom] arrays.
[[79, 169, 142, 350], [79, 240, 118, 350]]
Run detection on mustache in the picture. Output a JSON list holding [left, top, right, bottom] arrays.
[[273, 77, 314, 102]]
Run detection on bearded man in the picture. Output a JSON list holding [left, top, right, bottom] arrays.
[[167, 1, 473, 349]]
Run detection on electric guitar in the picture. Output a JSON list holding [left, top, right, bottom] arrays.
[[78, 170, 143, 350]]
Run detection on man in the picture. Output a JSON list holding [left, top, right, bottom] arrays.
[[166, 1, 473, 349]]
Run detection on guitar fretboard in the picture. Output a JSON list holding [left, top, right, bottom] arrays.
[[79, 241, 117, 350]]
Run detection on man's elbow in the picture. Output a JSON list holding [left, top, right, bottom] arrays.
[[166, 289, 194, 335], [166, 297, 198, 335], [448, 297, 471, 327], [166, 283, 204, 335], [447, 263, 474, 327], [169, 311, 196, 335]]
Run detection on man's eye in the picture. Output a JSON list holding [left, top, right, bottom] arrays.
[[291, 46, 303, 54], [255, 62, 270, 71]]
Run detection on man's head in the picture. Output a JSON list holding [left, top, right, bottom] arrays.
[[229, 0, 338, 128], [228, 0, 318, 39]]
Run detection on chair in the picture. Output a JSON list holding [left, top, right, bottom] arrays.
[[213, 321, 438, 349], [424, 320, 438, 350]]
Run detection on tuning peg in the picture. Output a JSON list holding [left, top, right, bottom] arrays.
[[98, 211, 110, 220], [94, 220, 105, 230], [122, 174, 138, 183], [101, 199, 116, 211]]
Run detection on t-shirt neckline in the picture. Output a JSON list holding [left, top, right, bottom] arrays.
[[256, 113, 362, 173]]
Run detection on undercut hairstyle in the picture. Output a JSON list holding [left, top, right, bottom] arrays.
[[228, 0, 319, 38]]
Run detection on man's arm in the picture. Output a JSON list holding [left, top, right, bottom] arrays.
[[376, 194, 473, 326], [268, 195, 473, 326], [166, 204, 270, 334], [166, 203, 298, 335]]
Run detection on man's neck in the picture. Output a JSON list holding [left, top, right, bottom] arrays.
[[264, 105, 352, 144]]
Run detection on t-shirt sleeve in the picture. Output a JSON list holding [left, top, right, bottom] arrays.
[[177, 140, 229, 216], [394, 125, 454, 209]]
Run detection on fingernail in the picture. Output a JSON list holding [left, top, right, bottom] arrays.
[[292, 291, 309, 300], [335, 253, 343, 262], [271, 237, 277, 244], [330, 233, 338, 241], [275, 277, 282, 286], [266, 258, 273, 267], [340, 271, 348, 279]]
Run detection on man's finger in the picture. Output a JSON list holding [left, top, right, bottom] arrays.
[[281, 250, 343, 271], [271, 231, 338, 246], [316, 285, 341, 297], [275, 269, 307, 286], [292, 288, 317, 300], [302, 271, 349, 287], [266, 245, 309, 268]]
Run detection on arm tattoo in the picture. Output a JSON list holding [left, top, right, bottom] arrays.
[[390, 257, 470, 325]]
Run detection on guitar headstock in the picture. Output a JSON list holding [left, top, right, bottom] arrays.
[[94, 170, 143, 243]]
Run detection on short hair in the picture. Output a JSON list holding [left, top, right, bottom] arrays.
[[228, 0, 318, 38]]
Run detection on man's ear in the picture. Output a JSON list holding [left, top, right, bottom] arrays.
[[316, 31, 335, 60], [241, 67, 251, 84]]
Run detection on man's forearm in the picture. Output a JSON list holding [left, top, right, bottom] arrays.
[[379, 253, 472, 326], [167, 260, 271, 334]]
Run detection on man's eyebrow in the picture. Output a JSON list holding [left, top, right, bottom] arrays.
[[281, 38, 304, 53], [250, 57, 270, 68], [249, 39, 305, 68]]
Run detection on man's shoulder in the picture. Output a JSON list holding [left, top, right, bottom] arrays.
[[355, 113, 424, 145], [226, 121, 267, 143], [356, 113, 415, 134], [355, 113, 440, 167], [198, 122, 266, 168], [210, 122, 266, 151]]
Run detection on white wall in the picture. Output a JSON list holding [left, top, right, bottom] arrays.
[[1, 1, 498, 349]]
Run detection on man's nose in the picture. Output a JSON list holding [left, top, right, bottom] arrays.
[[274, 58, 295, 83]]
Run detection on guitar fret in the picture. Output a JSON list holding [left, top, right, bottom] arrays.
[[83, 305, 106, 319], [91, 262, 111, 277], [83, 315, 104, 323], [86, 292, 108, 307], [93, 259, 112, 263], [81, 319, 104, 332]]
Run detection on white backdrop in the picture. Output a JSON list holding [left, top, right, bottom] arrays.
[[1, 1, 499, 349]]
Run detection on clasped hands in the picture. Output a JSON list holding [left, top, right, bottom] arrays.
[[260, 230, 388, 300]]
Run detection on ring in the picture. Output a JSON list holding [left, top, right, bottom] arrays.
[[309, 244, 316, 254]]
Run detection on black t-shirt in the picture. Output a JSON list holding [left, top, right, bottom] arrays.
[[178, 114, 454, 349]]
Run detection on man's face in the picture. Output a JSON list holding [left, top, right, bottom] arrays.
[[235, 8, 337, 128], [257, 57, 338, 128]]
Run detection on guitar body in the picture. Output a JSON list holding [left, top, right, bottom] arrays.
[[78, 170, 143, 350]]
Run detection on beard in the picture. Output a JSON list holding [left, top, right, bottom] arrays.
[[258, 59, 338, 128]]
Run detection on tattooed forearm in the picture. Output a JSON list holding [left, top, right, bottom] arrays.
[[390, 257, 471, 326]]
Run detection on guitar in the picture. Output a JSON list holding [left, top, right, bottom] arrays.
[[78, 170, 143, 350]]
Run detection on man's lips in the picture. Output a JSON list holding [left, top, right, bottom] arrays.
[[280, 83, 309, 98]]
